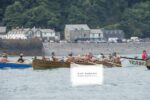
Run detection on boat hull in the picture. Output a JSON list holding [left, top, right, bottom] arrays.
[[74, 60, 121, 67], [32, 59, 70, 69], [121, 58, 146, 67], [0, 62, 31, 69], [146, 59, 150, 70]]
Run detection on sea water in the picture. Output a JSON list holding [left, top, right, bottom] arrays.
[[0, 57, 150, 100]]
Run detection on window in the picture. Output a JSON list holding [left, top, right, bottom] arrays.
[[99, 33, 101, 37]]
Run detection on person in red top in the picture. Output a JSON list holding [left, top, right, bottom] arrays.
[[141, 50, 148, 60]]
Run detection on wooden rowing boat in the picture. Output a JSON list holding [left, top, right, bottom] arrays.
[[73, 59, 121, 67], [32, 59, 70, 69], [94, 60, 121, 67], [0, 62, 31, 69]]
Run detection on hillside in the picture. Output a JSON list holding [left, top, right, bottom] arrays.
[[0, 0, 150, 38]]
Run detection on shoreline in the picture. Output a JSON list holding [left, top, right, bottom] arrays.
[[43, 42, 150, 56]]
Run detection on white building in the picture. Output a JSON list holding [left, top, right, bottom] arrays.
[[90, 29, 104, 41], [27, 28, 59, 41], [6, 28, 29, 39], [5, 27, 59, 41]]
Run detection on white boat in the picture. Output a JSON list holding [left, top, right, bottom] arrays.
[[121, 57, 146, 67]]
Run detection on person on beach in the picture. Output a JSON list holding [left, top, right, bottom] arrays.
[[141, 50, 148, 60], [0, 53, 8, 62], [17, 53, 24, 63]]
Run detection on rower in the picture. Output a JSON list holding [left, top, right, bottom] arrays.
[[51, 52, 58, 61], [108, 54, 113, 61], [42, 56, 47, 60], [112, 52, 120, 63], [17, 53, 24, 63], [141, 50, 148, 60], [66, 52, 74, 62], [0, 53, 8, 62], [97, 53, 105, 61]]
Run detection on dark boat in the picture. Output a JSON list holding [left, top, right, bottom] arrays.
[[146, 59, 150, 70], [32, 59, 70, 69]]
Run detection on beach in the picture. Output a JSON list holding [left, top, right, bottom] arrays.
[[43, 42, 150, 56]]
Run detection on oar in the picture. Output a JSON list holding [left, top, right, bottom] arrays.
[[120, 56, 143, 61], [106, 61, 122, 67], [87, 61, 99, 65]]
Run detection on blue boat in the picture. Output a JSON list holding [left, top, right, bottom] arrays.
[[0, 62, 31, 69]]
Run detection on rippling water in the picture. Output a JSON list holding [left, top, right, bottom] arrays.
[[0, 66, 150, 100]]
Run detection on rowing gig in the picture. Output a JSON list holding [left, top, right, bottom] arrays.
[[32, 59, 70, 69]]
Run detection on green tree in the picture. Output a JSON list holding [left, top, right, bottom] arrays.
[[120, 1, 150, 38], [3, 1, 24, 29]]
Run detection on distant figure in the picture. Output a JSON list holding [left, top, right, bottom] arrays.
[[17, 53, 24, 63], [0, 53, 8, 62], [141, 50, 148, 60]]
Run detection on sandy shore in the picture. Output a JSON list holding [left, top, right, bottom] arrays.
[[43, 42, 150, 56]]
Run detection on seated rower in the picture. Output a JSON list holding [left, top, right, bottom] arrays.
[[66, 53, 74, 62], [51, 52, 58, 61], [97, 53, 105, 61], [108, 54, 113, 61], [85, 52, 93, 61], [42, 56, 47, 60], [112, 52, 120, 63], [17, 53, 24, 63], [141, 50, 148, 60], [0, 53, 8, 62]]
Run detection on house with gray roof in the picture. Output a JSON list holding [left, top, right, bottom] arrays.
[[64, 24, 90, 42], [102, 29, 125, 41], [90, 29, 104, 41]]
